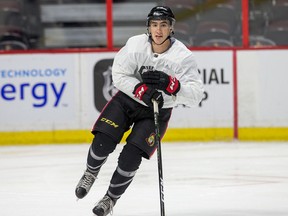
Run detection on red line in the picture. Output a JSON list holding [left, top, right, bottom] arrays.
[[106, 0, 113, 49], [242, 0, 249, 48], [233, 50, 238, 140]]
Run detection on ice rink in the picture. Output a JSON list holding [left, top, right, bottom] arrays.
[[1, 142, 288, 216]]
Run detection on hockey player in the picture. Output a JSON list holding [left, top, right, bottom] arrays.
[[75, 6, 204, 216]]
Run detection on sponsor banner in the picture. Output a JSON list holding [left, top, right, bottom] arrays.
[[238, 50, 288, 127], [80, 51, 234, 129], [170, 51, 234, 127], [0, 54, 80, 131], [79, 52, 116, 128], [0, 51, 234, 132]]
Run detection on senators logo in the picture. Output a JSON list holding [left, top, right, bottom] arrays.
[[146, 133, 156, 147]]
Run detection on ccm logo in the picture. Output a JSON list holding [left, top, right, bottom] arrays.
[[100, 117, 119, 128]]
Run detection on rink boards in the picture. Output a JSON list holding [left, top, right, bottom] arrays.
[[0, 50, 288, 144]]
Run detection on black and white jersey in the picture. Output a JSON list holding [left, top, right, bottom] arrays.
[[112, 33, 204, 108]]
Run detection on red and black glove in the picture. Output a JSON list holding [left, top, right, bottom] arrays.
[[141, 70, 181, 96], [133, 83, 164, 109]]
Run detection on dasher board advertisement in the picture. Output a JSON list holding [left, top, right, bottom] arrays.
[[80, 50, 234, 129], [170, 51, 234, 128], [0, 51, 233, 132], [0, 54, 80, 131]]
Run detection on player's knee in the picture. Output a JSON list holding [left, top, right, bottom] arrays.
[[91, 132, 117, 157], [118, 143, 143, 171]]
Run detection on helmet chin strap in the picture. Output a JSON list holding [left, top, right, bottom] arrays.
[[147, 26, 173, 46], [151, 35, 171, 46]]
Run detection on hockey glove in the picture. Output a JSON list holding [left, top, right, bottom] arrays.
[[142, 70, 181, 96], [133, 83, 164, 109]]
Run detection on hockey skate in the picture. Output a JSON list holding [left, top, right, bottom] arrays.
[[75, 170, 97, 199], [93, 195, 115, 216]]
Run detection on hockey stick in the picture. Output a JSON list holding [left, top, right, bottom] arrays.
[[152, 99, 165, 216]]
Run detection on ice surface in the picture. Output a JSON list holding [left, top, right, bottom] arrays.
[[1, 142, 288, 216]]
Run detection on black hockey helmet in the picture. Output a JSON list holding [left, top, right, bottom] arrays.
[[146, 6, 176, 27]]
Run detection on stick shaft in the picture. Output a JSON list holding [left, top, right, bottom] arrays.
[[152, 100, 165, 216]]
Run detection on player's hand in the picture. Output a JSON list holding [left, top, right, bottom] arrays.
[[133, 83, 164, 109], [141, 70, 180, 96]]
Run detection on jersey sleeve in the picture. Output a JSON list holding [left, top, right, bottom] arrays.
[[112, 42, 140, 99]]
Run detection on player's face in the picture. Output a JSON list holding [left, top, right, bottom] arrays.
[[149, 20, 172, 45]]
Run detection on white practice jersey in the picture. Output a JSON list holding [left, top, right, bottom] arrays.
[[112, 34, 204, 108]]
